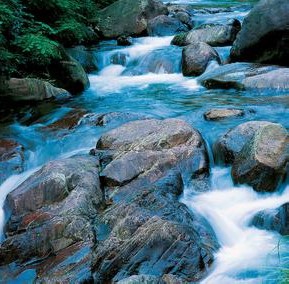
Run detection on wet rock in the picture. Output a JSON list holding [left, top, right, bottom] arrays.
[[92, 172, 218, 282], [182, 42, 220, 76], [35, 242, 94, 283], [230, 0, 289, 66], [251, 203, 289, 235], [97, 0, 168, 39], [204, 108, 245, 121], [111, 52, 127, 66], [117, 275, 165, 284], [0, 155, 103, 266], [66, 45, 98, 72], [80, 111, 148, 127], [123, 47, 182, 75], [117, 36, 133, 46], [91, 119, 218, 282], [0, 78, 70, 102], [213, 121, 278, 165], [175, 11, 193, 29], [242, 68, 289, 90], [172, 19, 241, 47], [232, 123, 289, 192], [49, 52, 89, 94], [198, 63, 279, 90], [147, 15, 189, 37], [46, 109, 87, 130], [0, 139, 24, 184]]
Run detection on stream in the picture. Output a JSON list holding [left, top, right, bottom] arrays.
[[0, 0, 289, 282]]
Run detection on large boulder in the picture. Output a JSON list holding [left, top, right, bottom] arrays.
[[49, 53, 90, 94], [197, 63, 280, 90], [182, 42, 220, 76], [0, 78, 70, 102], [230, 0, 289, 65], [0, 139, 24, 185], [91, 118, 218, 282], [251, 203, 289, 235], [0, 156, 103, 268], [97, 0, 168, 39], [172, 19, 241, 47], [213, 121, 278, 165], [232, 123, 289, 192], [147, 15, 189, 37]]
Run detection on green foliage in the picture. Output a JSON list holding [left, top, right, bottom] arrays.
[[14, 34, 61, 66], [0, 0, 117, 78]]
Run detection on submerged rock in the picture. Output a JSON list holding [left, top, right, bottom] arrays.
[[204, 108, 245, 121], [97, 0, 168, 39], [182, 42, 220, 76], [0, 139, 24, 184], [230, 0, 289, 66], [172, 19, 241, 47], [251, 203, 289, 235], [147, 15, 189, 36], [232, 123, 289, 192], [0, 78, 70, 102]]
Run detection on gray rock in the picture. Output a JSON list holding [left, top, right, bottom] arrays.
[[182, 42, 220, 76], [232, 123, 289, 192], [0, 156, 103, 265], [198, 63, 279, 90], [172, 19, 241, 47], [91, 119, 218, 282], [0, 78, 70, 102], [0, 139, 24, 185], [251, 203, 289, 235], [230, 0, 289, 66], [204, 108, 245, 121], [147, 15, 189, 36], [66, 45, 98, 72], [213, 121, 277, 165], [97, 0, 168, 39], [49, 53, 90, 94], [117, 275, 165, 284]]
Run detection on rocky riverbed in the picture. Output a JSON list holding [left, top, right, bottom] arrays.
[[0, 0, 289, 283]]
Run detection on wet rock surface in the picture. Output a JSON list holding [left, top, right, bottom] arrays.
[[0, 139, 24, 184], [204, 108, 245, 121], [90, 118, 218, 282], [66, 45, 99, 72], [147, 15, 189, 36], [0, 78, 70, 102], [230, 0, 289, 66], [198, 63, 279, 90], [251, 203, 289, 235], [232, 123, 289, 192], [172, 19, 241, 47], [97, 0, 168, 39], [213, 121, 279, 165], [0, 155, 103, 270], [182, 42, 220, 76]]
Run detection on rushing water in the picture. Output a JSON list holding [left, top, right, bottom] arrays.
[[0, 0, 289, 282]]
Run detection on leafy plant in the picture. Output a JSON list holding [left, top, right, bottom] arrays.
[[14, 34, 61, 65]]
